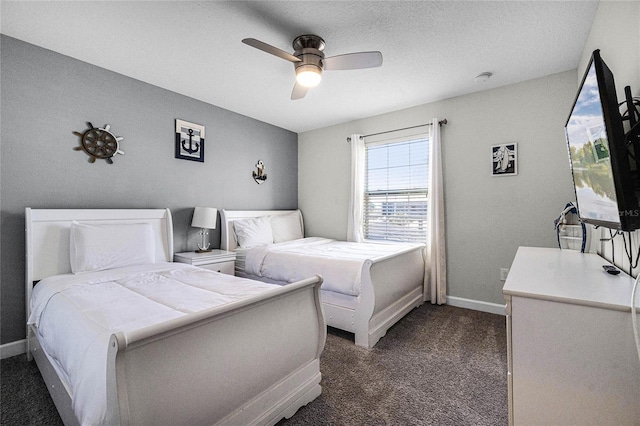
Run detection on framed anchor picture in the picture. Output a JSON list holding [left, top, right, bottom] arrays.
[[175, 119, 205, 162]]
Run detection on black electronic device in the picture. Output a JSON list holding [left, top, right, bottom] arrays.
[[602, 265, 621, 275], [565, 50, 640, 232]]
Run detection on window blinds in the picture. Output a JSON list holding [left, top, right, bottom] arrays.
[[363, 137, 429, 243]]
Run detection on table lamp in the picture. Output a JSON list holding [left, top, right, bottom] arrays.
[[191, 207, 217, 252]]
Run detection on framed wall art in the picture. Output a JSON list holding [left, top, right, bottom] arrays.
[[175, 119, 205, 162], [491, 143, 517, 176]]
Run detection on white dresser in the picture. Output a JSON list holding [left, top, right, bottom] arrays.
[[503, 247, 640, 425]]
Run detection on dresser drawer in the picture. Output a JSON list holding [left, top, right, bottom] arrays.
[[199, 261, 235, 275]]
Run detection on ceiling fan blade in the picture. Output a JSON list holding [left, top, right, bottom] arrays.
[[323, 51, 383, 71], [242, 38, 301, 63], [291, 82, 308, 100]]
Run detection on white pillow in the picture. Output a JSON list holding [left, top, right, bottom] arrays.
[[70, 221, 156, 273], [233, 216, 273, 248], [270, 212, 303, 243]]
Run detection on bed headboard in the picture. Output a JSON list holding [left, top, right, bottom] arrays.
[[220, 209, 303, 252], [25, 208, 174, 313]]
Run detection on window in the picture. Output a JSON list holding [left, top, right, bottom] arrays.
[[363, 135, 429, 243]]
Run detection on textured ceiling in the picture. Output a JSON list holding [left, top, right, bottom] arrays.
[[0, 1, 599, 133]]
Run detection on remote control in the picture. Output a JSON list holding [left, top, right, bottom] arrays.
[[602, 265, 620, 275]]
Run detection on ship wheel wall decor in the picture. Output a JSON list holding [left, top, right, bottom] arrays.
[[73, 122, 124, 164]]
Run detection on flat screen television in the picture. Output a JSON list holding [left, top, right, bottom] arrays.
[[565, 49, 640, 232]]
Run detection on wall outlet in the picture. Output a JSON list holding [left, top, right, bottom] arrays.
[[500, 268, 510, 281]]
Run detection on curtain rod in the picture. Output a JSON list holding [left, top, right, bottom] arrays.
[[346, 119, 447, 142]]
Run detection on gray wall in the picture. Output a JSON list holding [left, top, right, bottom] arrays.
[[0, 35, 298, 344], [299, 71, 578, 306]]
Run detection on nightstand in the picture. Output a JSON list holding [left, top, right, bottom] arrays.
[[174, 249, 236, 275]]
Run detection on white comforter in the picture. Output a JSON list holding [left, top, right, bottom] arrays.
[[28, 262, 279, 426], [244, 237, 423, 296]]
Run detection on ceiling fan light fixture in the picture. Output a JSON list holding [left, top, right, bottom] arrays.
[[296, 65, 322, 87], [243, 34, 382, 99]]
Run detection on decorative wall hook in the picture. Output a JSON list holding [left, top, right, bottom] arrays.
[[253, 160, 267, 184], [73, 122, 124, 164]]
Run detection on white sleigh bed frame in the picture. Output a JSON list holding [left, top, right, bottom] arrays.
[[25, 208, 325, 426], [220, 209, 426, 349]]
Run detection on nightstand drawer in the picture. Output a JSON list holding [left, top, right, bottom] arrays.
[[173, 250, 236, 276], [199, 261, 235, 275]]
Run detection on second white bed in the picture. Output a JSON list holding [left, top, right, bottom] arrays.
[[222, 209, 427, 349], [237, 237, 420, 296]]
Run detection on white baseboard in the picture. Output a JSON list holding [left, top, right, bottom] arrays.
[[1, 339, 27, 359], [446, 296, 506, 316]]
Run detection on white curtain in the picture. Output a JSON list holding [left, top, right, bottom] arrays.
[[426, 119, 447, 304], [347, 134, 365, 242]]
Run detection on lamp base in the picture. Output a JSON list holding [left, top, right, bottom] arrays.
[[196, 228, 211, 253]]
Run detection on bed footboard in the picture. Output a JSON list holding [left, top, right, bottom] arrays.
[[354, 247, 425, 348], [106, 275, 325, 426]]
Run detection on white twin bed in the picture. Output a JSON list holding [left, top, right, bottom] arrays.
[[25, 208, 325, 426], [220, 209, 427, 349]]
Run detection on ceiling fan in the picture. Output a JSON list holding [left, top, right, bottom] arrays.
[[242, 34, 383, 100]]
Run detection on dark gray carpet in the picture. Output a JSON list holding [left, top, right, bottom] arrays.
[[2, 304, 507, 425], [1, 350, 62, 425]]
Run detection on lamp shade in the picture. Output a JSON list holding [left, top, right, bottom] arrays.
[[191, 207, 217, 229]]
